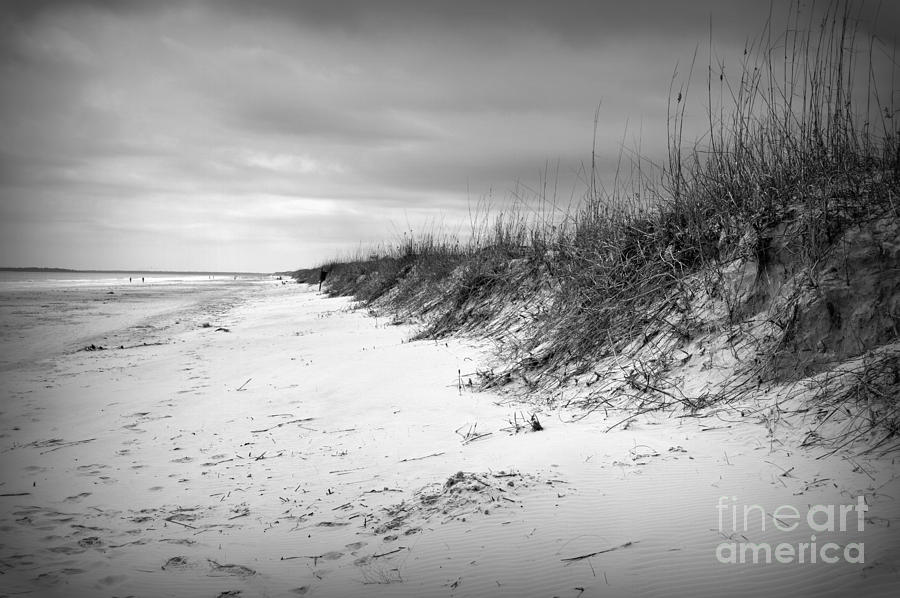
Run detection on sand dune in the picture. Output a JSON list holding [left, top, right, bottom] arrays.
[[1, 282, 898, 597]]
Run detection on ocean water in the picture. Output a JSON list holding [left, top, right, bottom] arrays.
[[0, 270, 269, 291], [0, 270, 276, 372]]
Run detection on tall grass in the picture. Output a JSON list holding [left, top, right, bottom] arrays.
[[525, 0, 898, 374], [297, 1, 898, 386]]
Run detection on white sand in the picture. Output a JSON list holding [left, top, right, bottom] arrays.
[[1, 282, 898, 597]]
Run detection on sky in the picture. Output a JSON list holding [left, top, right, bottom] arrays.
[[1, 1, 897, 272]]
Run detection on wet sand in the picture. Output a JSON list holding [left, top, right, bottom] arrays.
[[0, 282, 898, 597]]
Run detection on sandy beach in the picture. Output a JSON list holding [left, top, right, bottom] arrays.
[[1, 280, 898, 597]]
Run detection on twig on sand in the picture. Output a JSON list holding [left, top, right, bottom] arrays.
[[373, 547, 405, 558], [606, 408, 658, 432], [455, 423, 492, 445], [329, 467, 364, 475], [763, 460, 794, 477], [116, 341, 168, 350], [236, 378, 252, 392], [39, 438, 96, 454], [0, 492, 30, 497], [462, 432, 492, 445], [251, 418, 314, 434], [561, 541, 638, 562], [252, 451, 283, 461], [284, 554, 327, 565], [399, 452, 445, 463], [164, 517, 197, 529]]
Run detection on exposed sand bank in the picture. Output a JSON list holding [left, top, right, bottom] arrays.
[[0, 282, 897, 597]]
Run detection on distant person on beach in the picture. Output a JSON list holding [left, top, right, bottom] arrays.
[[318, 268, 328, 291], [141, 276, 144, 283]]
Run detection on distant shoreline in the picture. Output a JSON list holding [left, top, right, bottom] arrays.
[[0, 267, 271, 276]]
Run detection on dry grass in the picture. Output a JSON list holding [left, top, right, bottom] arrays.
[[292, 2, 899, 449]]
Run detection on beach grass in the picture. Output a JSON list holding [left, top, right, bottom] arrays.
[[293, 2, 899, 448]]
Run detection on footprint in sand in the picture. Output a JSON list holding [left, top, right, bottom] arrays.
[[60, 568, 85, 575], [207, 559, 256, 578], [170, 456, 193, 464], [76, 463, 108, 476], [319, 551, 344, 561], [160, 537, 196, 545], [33, 571, 62, 586], [162, 555, 197, 571], [4, 553, 35, 567], [47, 544, 86, 555], [97, 574, 127, 586], [64, 492, 92, 502], [76, 536, 103, 548]]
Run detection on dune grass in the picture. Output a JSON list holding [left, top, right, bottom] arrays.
[[293, 2, 899, 444], [550, 2, 895, 357]]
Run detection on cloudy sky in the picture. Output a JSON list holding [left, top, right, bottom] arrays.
[[1, 1, 897, 272]]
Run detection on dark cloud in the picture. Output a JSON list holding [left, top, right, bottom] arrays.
[[214, 0, 768, 44], [1, 0, 895, 271]]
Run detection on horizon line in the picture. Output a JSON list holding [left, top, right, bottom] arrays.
[[0, 267, 277, 275]]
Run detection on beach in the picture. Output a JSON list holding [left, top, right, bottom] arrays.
[[1, 279, 898, 597]]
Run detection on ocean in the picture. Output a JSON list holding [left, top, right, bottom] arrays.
[[0, 270, 270, 291], [0, 270, 278, 372]]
